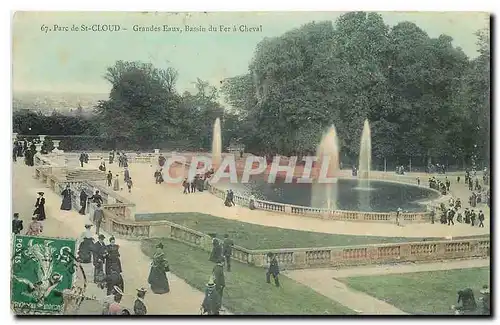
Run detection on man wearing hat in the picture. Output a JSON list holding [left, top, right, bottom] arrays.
[[34, 192, 46, 221], [222, 234, 234, 272], [133, 287, 148, 315], [93, 234, 107, 282], [266, 253, 280, 287], [201, 277, 221, 315], [478, 210, 485, 228]]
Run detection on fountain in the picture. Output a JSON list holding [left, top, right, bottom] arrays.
[[359, 119, 371, 180], [357, 119, 372, 210], [212, 118, 222, 170], [311, 125, 340, 210]]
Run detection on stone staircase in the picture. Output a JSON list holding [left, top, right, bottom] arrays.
[[66, 169, 107, 181]]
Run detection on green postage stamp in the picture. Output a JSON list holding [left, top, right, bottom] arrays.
[[11, 235, 77, 314]]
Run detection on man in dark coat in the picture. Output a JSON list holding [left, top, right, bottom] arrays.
[[266, 253, 280, 287], [89, 190, 104, 205], [470, 210, 476, 227], [107, 171, 113, 187], [79, 190, 88, 215], [133, 288, 148, 315], [105, 267, 124, 296], [447, 209, 455, 226], [93, 234, 108, 281], [478, 210, 485, 228], [12, 213, 23, 234], [222, 234, 234, 272], [212, 259, 225, 301], [105, 236, 122, 275], [209, 236, 223, 263], [93, 204, 104, 235], [34, 192, 46, 220]]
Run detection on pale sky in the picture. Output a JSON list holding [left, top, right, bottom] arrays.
[[12, 11, 489, 94]]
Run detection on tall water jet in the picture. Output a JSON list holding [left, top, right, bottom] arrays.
[[311, 125, 340, 210], [358, 119, 372, 210], [212, 118, 222, 171]]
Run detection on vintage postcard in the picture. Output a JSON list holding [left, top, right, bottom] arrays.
[[11, 11, 490, 316]]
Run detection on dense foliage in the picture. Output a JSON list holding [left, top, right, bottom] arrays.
[[13, 12, 490, 168]]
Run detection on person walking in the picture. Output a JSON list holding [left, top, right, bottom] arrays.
[[266, 253, 280, 287], [222, 234, 234, 272]]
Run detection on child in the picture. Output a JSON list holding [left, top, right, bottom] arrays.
[[126, 178, 133, 193]]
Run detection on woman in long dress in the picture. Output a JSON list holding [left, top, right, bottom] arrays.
[[113, 174, 120, 191], [60, 185, 72, 210], [33, 192, 46, 221], [79, 190, 88, 215], [148, 242, 170, 294], [78, 224, 94, 264], [105, 237, 122, 275]]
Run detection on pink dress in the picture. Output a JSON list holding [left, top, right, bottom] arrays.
[[25, 221, 43, 235]]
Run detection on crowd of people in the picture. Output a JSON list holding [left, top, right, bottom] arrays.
[[13, 138, 40, 166]]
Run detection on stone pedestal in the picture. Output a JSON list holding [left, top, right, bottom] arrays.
[[35, 143, 43, 154], [52, 140, 61, 153], [39, 135, 47, 143]]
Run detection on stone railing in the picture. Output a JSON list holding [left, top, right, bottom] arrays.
[[111, 212, 490, 269], [206, 183, 430, 223], [34, 165, 136, 220]]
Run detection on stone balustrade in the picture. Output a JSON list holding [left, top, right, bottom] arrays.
[[100, 207, 491, 269], [206, 183, 430, 223]]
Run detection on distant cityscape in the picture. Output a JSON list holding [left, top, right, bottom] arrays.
[[12, 91, 108, 116]]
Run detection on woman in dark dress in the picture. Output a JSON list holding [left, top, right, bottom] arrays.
[[79, 190, 88, 215], [148, 243, 170, 294], [60, 184, 72, 210], [33, 192, 46, 220], [105, 237, 122, 275], [78, 224, 94, 264]]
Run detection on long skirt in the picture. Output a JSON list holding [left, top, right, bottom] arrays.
[[105, 258, 122, 275], [61, 196, 72, 210], [93, 263, 105, 285], [34, 205, 46, 220], [78, 238, 94, 263], [148, 266, 170, 294]]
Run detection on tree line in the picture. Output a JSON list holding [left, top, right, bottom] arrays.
[[13, 12, 490, 169]]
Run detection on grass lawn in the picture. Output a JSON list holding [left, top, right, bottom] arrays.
[[141, 238, 356, 315], [137, 212, 439, 249], [340, 267, 490, 315]]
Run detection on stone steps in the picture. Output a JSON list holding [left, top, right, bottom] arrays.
[[66, 169, 107, 181]]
